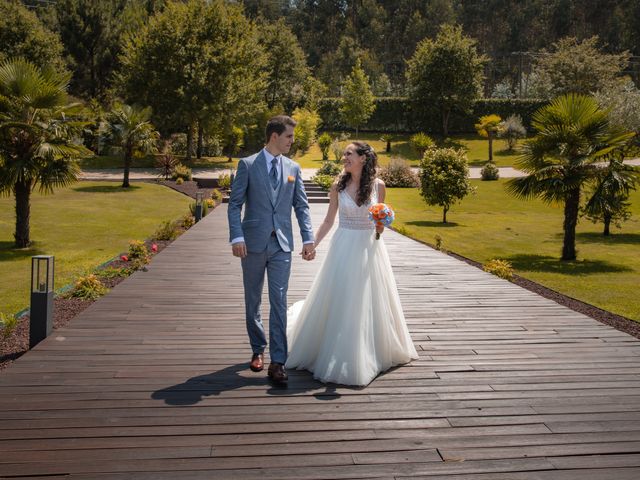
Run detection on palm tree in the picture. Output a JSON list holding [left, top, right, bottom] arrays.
[[583, 151, 639, 236], [100, 103, 159, 188], [0, 58, 90, 248], [506, 94, 633, 261]]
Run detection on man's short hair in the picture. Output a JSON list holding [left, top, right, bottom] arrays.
[[265, 115, 297, 143]]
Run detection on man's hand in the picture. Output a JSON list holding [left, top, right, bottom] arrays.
[[301, 243, 316, 261], [232, 242, 247, 258]]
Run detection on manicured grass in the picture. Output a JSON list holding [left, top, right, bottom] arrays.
[[386, 180, 640, 322], [80, 133, 521, 171], [79, 154, 240, 170], [294, 132, 521, 168], [0, 181, 192, 317]]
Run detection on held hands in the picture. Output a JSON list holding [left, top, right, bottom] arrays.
[[376, 224, 385, 236], [232, 242, 247, 258], [301, 243, 316, 261]]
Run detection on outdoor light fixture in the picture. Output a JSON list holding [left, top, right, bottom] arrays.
[[195, 191, 204, 222], [30, 255, 54, 348]]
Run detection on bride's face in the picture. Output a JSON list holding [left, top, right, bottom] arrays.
[[342, 144, 366, 174]]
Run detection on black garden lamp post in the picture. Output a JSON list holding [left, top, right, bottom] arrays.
[[30, 255, 54, 348], [195, 191, 203, 222]]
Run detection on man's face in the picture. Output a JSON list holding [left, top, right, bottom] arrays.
[[273, 125, 295, 154]]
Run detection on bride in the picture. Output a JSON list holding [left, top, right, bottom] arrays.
[[286, 141, 418, 386]]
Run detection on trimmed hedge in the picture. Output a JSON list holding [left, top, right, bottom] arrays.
[[317, 97, 547, 134]]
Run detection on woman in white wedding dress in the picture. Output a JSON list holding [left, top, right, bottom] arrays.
[[286, 141, 418, 386]]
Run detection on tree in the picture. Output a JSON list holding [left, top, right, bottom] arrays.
[[532, 36, 629, 99], [257, 19, 310, 111], [498, 114, 527, 151], [406, 24, 486, 136], [0, 58, 90, 248], [340, 59, 375, 136], [118, 0, 266, 153], [419, 147, 473, 223], [594, 80, 640, 136], [506, 94, 634, 261], [583, 152, 640, 235], [0, 0, 67, 73], [100, 103, 159, 188], [292, 108, 321, 154], [48, 0, 147, 100], [475, 114, 502, 161]]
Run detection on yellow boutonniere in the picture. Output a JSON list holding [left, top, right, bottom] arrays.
[[287, 175, 295, 183]]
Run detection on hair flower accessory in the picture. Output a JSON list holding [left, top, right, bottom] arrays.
[[368, 203, 395, 240]]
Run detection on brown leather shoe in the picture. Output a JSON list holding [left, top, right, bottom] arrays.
[[267, 362, 288, 384], [249, 353, 264, 372]]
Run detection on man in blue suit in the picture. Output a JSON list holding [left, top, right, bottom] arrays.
[[228, 115, 315, 384]]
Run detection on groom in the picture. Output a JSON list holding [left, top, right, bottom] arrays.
[[227, 115, 315, 384]]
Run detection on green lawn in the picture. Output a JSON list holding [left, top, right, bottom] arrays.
[[80, 133, 521, 171], [79, 154, 240, 170], [386, 180, 640, 322], [0, 182, 192, 317]]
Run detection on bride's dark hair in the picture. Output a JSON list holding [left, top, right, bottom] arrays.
[[337, 141, 378, 206]]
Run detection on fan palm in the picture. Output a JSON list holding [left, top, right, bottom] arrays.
[[100, 103, 159, 188], [583, 150, 639, 235], [506, 94, 634, 261], [0, 58, 90, 248]]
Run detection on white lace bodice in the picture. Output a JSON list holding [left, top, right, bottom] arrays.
[[338, 187, 378, 230]]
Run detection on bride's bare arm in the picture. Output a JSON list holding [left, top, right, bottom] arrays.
[[313, 183, 339, 247]]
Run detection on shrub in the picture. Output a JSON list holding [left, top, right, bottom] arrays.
[[181, 213, 195, 229], [0, 312, 18, 340], [154, 220, 178, 241], [317, 160, 342, 177], [378, 158, 419, 188], [480, 161, 500, 181], [211, 189, 223, 203], [419, 147, 474, 223], [331, 138, 343, 161], [434, 234, 443, 251], [189, 200, 209, 218], [70, 274, 108, 300], [292, 108, 321, 154], [218, 173, 231, 190], [176, 177, 184, 185], [128, 240, 150, 264], [205, 198, 215, 209], [172, 163, 192, 181], [317, 132, 332, 160], [222, 126, 244, 161], [483, 259, 514, 280], [498, 114, 527, 150], [410, 132, 435, 156], [155, 143, 179, 180], [312, 174, 335, 191]]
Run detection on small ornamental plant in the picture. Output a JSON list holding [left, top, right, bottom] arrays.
[[70, 274, 109, 300], [1, 312, 19, 340], [483, 259, 514, 280]]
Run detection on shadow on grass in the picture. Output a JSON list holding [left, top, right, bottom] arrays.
[[575, 232, 640, 245], [72, 185, 141, 193], [406, 220, 461, 228], [506, 253, 633, 275], [0, 241, 45, 261]]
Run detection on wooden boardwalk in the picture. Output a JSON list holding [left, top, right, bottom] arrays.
[[1, 203, 640, 479]]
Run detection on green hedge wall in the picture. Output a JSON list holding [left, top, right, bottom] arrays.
[[317, 97, 547, 134]]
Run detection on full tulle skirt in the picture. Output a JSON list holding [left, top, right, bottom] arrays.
[[286, 227, 418, 386]]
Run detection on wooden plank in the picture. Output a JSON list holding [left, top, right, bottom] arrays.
[[0, 203, 639, 478]]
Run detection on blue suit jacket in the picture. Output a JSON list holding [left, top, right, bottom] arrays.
[[227, 150, 314, 253]]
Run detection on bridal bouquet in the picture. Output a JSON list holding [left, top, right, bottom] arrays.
[[368, 203, 395, 240]]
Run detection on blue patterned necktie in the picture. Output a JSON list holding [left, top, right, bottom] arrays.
[[270, 157, 279, 190]]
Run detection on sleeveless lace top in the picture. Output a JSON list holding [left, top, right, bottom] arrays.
[[338, 186, 378, 230]]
